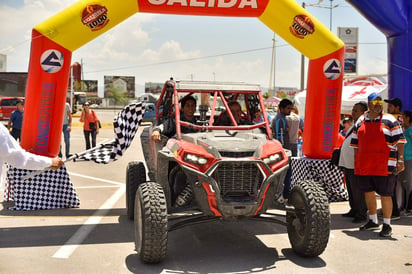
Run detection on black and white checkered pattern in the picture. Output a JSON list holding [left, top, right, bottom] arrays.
[[74, 102, 144, 163], [3, 102, 144, 210], [291, 157, 348, 202], [4, 165, 80, 210]]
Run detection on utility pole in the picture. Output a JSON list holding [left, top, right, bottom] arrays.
[[268, 33, 276, 97], [304, 0, 339, 32], [329, 0, 333, 31]]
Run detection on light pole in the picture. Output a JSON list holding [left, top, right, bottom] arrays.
[[304, 0, 340, 31], [329, 0, 334, 31], [268, 33, 276, 97]]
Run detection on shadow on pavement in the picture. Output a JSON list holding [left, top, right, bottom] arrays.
[[125, 220, 326, 274]]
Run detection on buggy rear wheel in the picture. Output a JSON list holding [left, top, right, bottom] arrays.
[[286, 180, 330, 257], [126, 161, 146, 220], [134, 182, 168, 263]]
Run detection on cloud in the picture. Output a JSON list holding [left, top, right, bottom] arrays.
[[0, 0, 389, 95]]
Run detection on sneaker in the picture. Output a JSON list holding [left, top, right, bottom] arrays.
[[359, 220, 380, 231], [391, 215, 401, 221], [352, 216, 367, 223], [379, 224, 392, 237], [342, 211, 356, 218]]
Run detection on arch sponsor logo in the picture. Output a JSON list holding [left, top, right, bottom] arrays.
[[40, 50, 64, 73], [81, 4, 110, 32], [290, 15, 315, 39], [323, 59, 342, 80]]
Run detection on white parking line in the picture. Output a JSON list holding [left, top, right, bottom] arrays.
[[68, 172, 123, 186], [75, 185, 120, 189], [52, 183, 125, 259]]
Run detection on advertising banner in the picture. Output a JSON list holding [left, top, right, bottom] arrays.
[[338, 27, 358, 74], [104, 75, 135, 98]]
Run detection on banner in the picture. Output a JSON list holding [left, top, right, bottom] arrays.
[[338, 27, 358, 74]]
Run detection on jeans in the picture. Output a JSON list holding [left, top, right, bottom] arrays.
[[84, 129, 97, 150], [344, 168, 367, 218], [11, 128, 21, 141], [59, 124, 70, 158], [283, 165, 292, 199], [289, 143, 298, 157]]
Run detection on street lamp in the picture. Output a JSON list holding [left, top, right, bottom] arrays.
[[304, 0, 340, 31]]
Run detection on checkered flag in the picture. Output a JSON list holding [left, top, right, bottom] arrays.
[[5, 165, 80, 210], [73, 102, 145, 164]]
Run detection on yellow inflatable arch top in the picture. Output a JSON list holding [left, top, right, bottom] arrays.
[[21, 0, 344, 159]]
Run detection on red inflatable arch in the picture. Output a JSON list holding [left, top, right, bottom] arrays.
[[21, 0, 344, 159]]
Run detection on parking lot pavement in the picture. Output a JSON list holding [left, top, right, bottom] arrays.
[[1, 120, 412, 273]]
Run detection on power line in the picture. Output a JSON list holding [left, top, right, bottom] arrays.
[[85, 45, 287, 74], [84, 42, 385, 74]]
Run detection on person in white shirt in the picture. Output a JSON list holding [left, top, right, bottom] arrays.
[[339, 101, 368, 223], [0, 124, 63, 183]]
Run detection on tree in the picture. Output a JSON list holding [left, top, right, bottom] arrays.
[[107, 86, 128, 107]]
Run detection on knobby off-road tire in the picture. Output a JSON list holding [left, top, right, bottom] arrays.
[[286, 180, 330, 257], [134, 182, 168, 264], [126, 161, 146, 220]]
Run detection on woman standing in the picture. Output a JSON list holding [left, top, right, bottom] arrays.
[[80, 102, 99, 149], [400, 110, 412, 214]]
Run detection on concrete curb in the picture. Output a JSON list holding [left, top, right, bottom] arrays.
[[71, 121, 113, 129], [71, 111, 113, 129]]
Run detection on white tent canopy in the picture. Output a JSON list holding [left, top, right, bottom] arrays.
[[295, 76, 388, 117]]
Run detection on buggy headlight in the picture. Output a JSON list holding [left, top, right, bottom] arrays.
[[184, 153, 208, 165], [263, 153, 283, 165]]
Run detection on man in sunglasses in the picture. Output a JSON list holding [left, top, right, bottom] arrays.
[[350, 92, 406, 237]]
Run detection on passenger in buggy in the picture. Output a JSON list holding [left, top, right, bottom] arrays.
[[215, 101, 251, 126], [151, 95, 197, 142]]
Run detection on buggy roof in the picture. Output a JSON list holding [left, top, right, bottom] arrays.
[[174, 80, 261, 93]]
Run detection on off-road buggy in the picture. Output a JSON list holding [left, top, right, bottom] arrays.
[[126, 79, 330, 263]]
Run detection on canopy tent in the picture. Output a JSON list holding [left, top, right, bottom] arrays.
[[295, 76, 388, 117], [264, 97, 282, 108]]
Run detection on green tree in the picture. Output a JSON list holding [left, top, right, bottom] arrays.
[[108, 86, 128, 107]]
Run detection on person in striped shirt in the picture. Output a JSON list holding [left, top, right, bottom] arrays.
[[350, 92, 406, 237]]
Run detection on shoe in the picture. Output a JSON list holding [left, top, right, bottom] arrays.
[[352, 216, 367, 223], [342, 211, 356, 218], [379, 224, 392, 237], [391, 215, 400, 221], [359, 220, 380, 231]]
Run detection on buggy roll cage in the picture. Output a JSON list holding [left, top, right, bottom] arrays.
[[155, 79, 273, 139]]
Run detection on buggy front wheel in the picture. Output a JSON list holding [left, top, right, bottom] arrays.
[[286, 180, 330, 257], [134, 182, 168, 263]]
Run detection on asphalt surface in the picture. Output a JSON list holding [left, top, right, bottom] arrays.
[[1, 109, 412, 273]]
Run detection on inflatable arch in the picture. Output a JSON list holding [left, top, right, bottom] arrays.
[[347, 0, 412, 111], [21, 0, 344, 159]]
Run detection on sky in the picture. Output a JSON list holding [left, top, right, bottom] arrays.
[[0, 0, 388, 96]]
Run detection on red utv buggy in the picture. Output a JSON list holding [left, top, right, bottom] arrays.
[[126, 79, 330, 263]]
